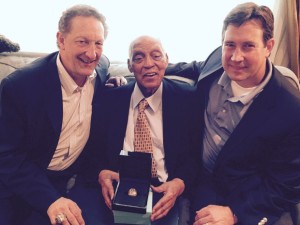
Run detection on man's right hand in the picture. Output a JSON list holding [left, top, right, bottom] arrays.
[[105, 76, 127, 88], [47, 197, 84, 225], [98, 170, 119, 209]]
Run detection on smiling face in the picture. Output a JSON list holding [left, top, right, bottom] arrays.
[[222, 19, 274, 88], [57, 16, 105, 86], [128, 36, 168, 97]]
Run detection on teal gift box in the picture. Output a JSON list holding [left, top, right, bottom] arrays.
[[112, 151, 152, 224]]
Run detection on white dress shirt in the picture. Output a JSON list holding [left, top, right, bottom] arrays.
[[123, 83, 168, 182]]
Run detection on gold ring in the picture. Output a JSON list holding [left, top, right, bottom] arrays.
[[55, 213, 65, 224], [128, 188, 137, 197]]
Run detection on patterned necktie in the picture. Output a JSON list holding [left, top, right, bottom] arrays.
[[134, 99, 157, 177]]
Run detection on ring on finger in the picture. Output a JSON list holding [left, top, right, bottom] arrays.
[[55, 213, 65, 224]]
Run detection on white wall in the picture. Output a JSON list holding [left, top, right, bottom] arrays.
[[1, 0, 274, 63]]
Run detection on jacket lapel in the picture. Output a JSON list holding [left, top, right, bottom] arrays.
[[214, 71, 279, 169], [110, 83, 135, 151], [43, 53, 63, 138], [161, 79, 182, 164]]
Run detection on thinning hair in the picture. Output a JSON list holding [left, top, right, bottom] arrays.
[[58, 4, 108, 39], [128, 35, 166, 60]]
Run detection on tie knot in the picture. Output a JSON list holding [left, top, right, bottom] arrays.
[[138, 99, 149, 112]]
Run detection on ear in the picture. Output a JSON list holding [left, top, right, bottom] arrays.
[[165, 53, 169, 64], [56, 32, 65, 50], [266, 38, 275, 57], [127, 58, 133, 72]]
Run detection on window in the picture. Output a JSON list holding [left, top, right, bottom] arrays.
[[1, 0, 275, 62]]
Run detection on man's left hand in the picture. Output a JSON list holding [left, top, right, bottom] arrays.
[[193, 205, 235, 225], [150, 178, 185, 221]]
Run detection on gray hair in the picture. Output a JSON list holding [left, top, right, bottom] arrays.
[[128, 35, 166, 59], [58, 4, 108, 39]]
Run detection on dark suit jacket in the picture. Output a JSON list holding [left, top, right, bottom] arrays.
[[88, 78, 201, 193], [0, 52, 109, 212], [167, 47, 300, 225]]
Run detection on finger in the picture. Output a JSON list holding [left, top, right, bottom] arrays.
[[63, 213, 78, 225], [152, 195, 169, 213], [49, 214, 56, 225], [63, 204, 83, 225], [150, 184, 165, 194], [102, 189, 112, 209], [194, 210, 210, 225], [151, 196, 175, 221], [48, 207, 63, 224], [116, 77, 121, 86], [151, 204, 172, 221], [108, 187, 115, 201], [105, 83, 114, 88], [153, 196, 174, 214], [62, 217, 71, 225], [151, 201, 173, 221], [120, 77, 127, 85], [68, 204, 84, 225], [104, 179, 115, 200]]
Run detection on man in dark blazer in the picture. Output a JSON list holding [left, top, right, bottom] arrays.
[[166, 3, 300, 225], [0, 5, 116, 225], [89, 35, 200, 225]]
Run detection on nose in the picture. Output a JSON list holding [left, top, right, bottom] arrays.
[[231, 48, 244, 62], [143, 56, 154, 68], [85, 44, 97, 60]]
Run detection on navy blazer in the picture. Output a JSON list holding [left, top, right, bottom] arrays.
[[0, 52, 109, 212], [167, 47, 300, 224], [88, 78, 201, 192]]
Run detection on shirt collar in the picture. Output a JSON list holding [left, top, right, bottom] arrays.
[[56, 54, 96, 95], [218, 58, 273, 105], [132, 82, 163, 113]]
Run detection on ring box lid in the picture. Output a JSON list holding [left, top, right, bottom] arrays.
[[112, 151, 152, 214]]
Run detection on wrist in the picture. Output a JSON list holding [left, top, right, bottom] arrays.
[[172, 178, 185, 195]]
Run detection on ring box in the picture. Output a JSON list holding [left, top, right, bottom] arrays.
[[113, 189, 152, 225], [112, 151, 152, 224]]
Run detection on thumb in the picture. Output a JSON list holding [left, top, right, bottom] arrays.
[[151, 184, 164, 194], [111, 172, 120, 182]]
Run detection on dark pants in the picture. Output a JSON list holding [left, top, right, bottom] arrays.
[[0, 171, 113, 225]]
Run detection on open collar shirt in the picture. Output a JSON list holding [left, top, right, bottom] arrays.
[[48, 54, 96, 170], [202, 59, 272, 172]]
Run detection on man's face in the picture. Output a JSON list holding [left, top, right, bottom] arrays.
[[128, 36, 168, 97], [57, 16, 105, 84], [222, 20, 274, 88]]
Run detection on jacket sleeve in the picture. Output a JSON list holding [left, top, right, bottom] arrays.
[[165, 46, 223, 83], [229, 123, 300, 224], [0, 77, 61, 213]]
